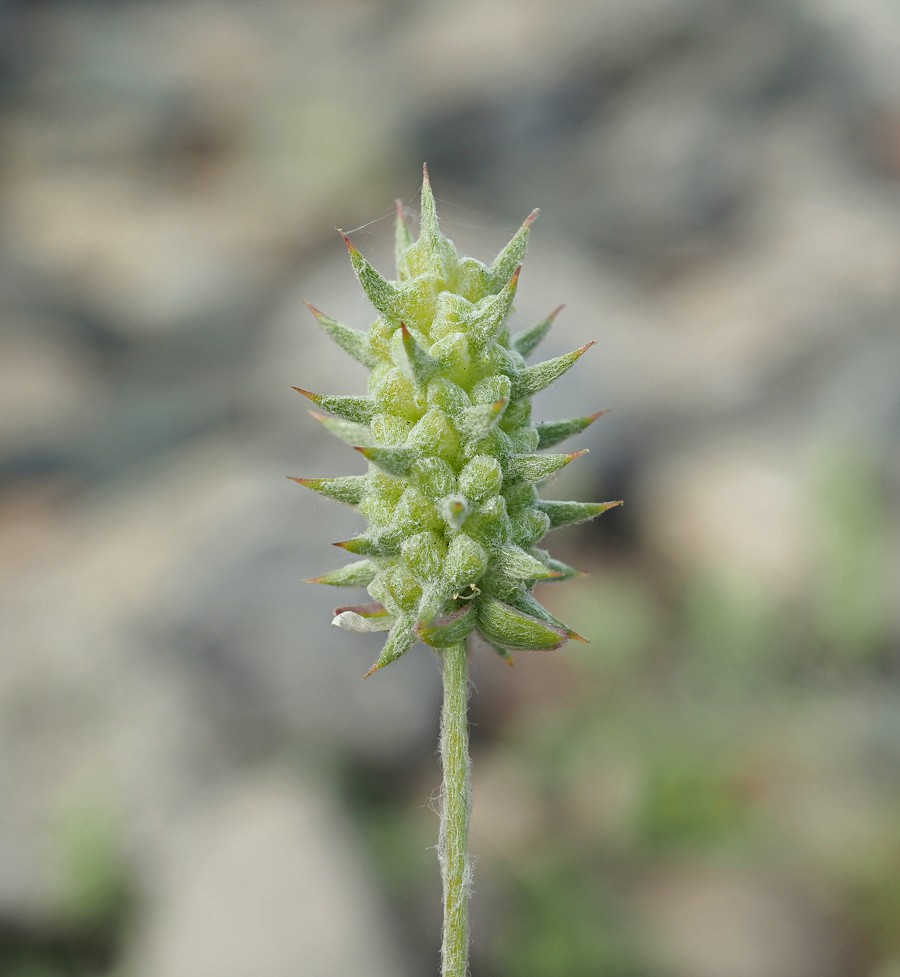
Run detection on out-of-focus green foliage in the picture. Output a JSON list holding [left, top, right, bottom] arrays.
[[808, 446, 894, 664], [495, 850, 648, 977], [53, 795, 129, 930], [634, 751, 754, 853], [0, 796, 128, 977]]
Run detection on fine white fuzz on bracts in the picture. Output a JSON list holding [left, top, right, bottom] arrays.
[[295, 165, 621, 676]]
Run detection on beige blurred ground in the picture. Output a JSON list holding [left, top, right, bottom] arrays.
[[1, 1, 899, 976]]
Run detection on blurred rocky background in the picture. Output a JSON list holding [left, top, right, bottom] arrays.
[[1, 0, 899, 975]]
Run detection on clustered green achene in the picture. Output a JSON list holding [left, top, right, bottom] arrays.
[[294, 166, 620, 677]]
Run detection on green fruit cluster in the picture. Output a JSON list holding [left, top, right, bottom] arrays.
[[294, 166, 620, 675]]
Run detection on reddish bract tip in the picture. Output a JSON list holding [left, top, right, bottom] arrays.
[[549, 304, 566, 320], [509, 265, 522, 286], [559, 568, 589, 581], [334, 601, 388, 618], [567, 629, 590, 643], [400, 322, 411, 338], [363, 662, 382, 680], [287, 476, 314, 487], [523, 208, 540, 228], [395, 198, 406, 218], [566, 449, 590, 463], [341, 232, 357, 254], [333, 539, 353, 550], [588, 408, 610, 422], [292, 386, 319, 403], [576, 340, 597, 356], [422, 161, 430, 184], [303, 300, 324, 319]]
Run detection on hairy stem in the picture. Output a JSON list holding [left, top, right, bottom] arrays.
[[439, 641, 471, 977]]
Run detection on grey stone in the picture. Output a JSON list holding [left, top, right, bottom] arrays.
[[125, 772, 411, 977], [637, 868, 859, 977]]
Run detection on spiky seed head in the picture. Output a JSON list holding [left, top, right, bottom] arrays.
[[296, 169, 618, 675]]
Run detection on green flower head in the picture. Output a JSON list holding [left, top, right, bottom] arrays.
[[294, 165, 620, 676]]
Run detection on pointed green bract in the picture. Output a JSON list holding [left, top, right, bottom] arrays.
[[470, 267, 520, 348], [335, 534, 400, 557], [305, 302, 377, 367], [395, 201, 414, 278], [310, 412, 376, 447], [496, 544, 561, 580], [357, 445, 418, 476], [490, 642, 515, 664], [401, 324, 442, 386], [307, 560, 377, 587], [343, 235, 402, 323], [507, 450, 587, 483], [457, 399, 507, 442], [538, 554, 583, 581], [489, 209, 537, 290], [296, 170, 617, 671], [364, 615, 417, 677], [536, 499, 622, 529], [512, 304, 563, 358], [289, 474, 367, 506], [419, 164, 441, 247], [510, 590, 584, 641], [511, 342, 595, 398], [417, 605, 478, 648], [475, 596, 568, 651], [293, 387, 376, 423], [535, 410, 607, 449]]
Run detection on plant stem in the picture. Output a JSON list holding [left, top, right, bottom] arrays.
[[439, 641, 471, 977]]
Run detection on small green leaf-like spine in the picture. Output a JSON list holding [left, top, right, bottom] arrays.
[[294, 166, 619, 674]]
